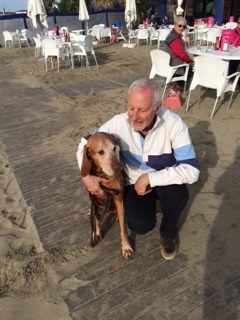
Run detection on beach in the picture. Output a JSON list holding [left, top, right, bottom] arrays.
[[0, 42, 240, 319]]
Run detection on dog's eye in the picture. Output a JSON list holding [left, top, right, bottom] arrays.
[[98, 150, 104, 155]]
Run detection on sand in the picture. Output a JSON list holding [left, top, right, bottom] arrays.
[[0, 42, 240, 319]]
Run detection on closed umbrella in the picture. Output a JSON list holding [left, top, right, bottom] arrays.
[[176, 0, 184, 16], [79, 0, 89, 33], [27, 0, 48, 29], [125, 0, 137, 29]]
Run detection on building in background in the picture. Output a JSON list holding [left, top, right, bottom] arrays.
[[154, 0, 240, 26]]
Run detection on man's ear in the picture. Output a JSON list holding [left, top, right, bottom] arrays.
[[80, 145, 91, 177], [155, 103, 161, 114]]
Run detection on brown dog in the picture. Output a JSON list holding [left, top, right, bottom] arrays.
[[81, 132, 133, 260]]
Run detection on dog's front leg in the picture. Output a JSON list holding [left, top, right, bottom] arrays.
[[114, 196, 133, 260], [90, 194, 102, 247]]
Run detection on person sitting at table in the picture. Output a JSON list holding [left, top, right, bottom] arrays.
[[228, 17, 240, 78], [149, 14, 159, 29], [162, 15, 169, 27], [161, 16, 194, 94]]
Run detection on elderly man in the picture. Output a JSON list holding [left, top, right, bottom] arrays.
[[77, 78, 199, 260], [161, 16, 194, 94]]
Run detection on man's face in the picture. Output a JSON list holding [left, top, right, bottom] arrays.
[[127, 87, 160, 134], [174, 20, 187, 34]]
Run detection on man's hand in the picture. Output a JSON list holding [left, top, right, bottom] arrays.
[[82, 174, 110, 199], [134, 173, 152, 196]]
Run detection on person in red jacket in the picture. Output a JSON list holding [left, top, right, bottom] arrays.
[[161, 17, 194, 93]]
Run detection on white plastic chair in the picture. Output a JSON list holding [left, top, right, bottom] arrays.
[[194, 25, 208, 46], [206, 28, 222, 48], [187, 25, 195, 45], [41, 38, 71, 72], [116, 27, 126, 42], [32, 36, 42, 57], [75, 34, 86, 44], [157, 28, 170, 49], [2, 31, 19, 47], [186, 55, 240, 119], [128, 29, 137, 44], [149, 49, 190, 99], [16, 29, 29, 47], [182, 28, 190, 48], [149, 29, 159, 46], [60, 26, 68, 33], [71, 43, 89, 69], [84, 35, 98, 67], [136, 29, 149, 47], [225, 22, 238, 30], [69, 32, 77, 41], [21, 29, 31, 45]]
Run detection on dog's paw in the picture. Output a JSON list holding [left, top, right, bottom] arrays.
[[122, 247, 134, 260], [90, 232, 102, 247]]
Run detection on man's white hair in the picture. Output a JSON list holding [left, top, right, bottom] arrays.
[[174, 16, 187, 25], [129, 78, 162, 109]]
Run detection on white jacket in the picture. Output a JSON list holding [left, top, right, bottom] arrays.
[[77, 107, 200, 187]]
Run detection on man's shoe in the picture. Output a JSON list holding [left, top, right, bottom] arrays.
[[160, 236, 178, 260]]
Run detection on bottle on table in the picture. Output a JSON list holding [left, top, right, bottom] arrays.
[[214, 36, 220, 50]]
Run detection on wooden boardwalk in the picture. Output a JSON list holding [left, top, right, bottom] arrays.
[[1, 58, 240, 320]]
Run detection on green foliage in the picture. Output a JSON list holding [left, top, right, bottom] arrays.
[[136, 0, 156, 24], [42, 0, 156, 24], [43, 0, 53, 13], [58, 0, 79, 13]]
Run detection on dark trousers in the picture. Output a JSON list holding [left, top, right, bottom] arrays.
[[124, 184, 189, 239], [177, 67, 194, 88], [228, 60, 240, 76]]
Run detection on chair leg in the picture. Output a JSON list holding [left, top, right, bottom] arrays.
[[50, 57, 54, 70], [210, 97, 220, 119], [93, 54, 98, 66], [44, 58, 48, 72], [183, 81, 187, 97], [227, 91, 234, 110], [186, 91, 192, 112], [162, 84, 167, 100], [198, 86, 203, 104], [85, 54, 90, 68]]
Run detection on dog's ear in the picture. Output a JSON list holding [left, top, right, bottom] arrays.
[[109, 134, 117, 145], [81, 145, 92, 177]]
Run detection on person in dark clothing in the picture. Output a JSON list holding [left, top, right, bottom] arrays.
[[162, 15, 169, 27], [149, 14, 159, 29], [161, 17, 194, 93]]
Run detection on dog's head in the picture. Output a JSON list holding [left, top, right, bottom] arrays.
[[81, 132, 121, 178]]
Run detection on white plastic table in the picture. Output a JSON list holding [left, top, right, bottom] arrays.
[[188, 46, 240, 60], [91, 27, 111, 42], [188, 46, 240, 99], [71, 30, 85, 35]]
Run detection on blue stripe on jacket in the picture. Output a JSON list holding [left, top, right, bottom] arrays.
[[121, 144, 199, 171]]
